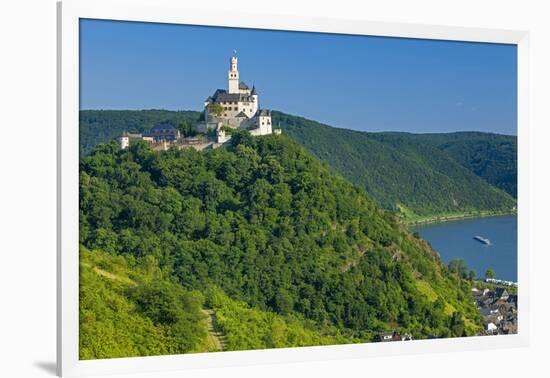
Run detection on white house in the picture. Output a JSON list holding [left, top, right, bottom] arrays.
[[486, 322, 498, 333]]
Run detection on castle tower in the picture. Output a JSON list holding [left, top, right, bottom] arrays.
[[228, 53, 239, 94], [251, 85, 259, 114]]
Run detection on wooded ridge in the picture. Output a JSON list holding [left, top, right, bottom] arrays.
[[79, 132, 483, 358]]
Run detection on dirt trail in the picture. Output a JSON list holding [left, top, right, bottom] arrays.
[[202, 309, 227, 352], [91, 267, 137, 285]]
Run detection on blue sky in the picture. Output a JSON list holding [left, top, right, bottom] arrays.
[[80, 19, 517, 135]]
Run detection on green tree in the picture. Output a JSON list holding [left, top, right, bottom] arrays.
[[274, 288, 294, 315], [207, 103, 224, 118], [485, 268, 496, 279], [448, 259, 468, 278], [449, 311, 466, 337], [220, 125, 234, 134], [177, 120, 195, 137]]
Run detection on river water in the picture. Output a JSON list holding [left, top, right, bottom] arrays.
[[411, 215, 517, 281]]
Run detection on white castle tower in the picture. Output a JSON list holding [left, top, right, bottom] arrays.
[[228, 54, 239, 94], [119, 134, 130, 149]]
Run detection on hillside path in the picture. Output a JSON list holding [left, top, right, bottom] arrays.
[[202, 309, 227, 352]]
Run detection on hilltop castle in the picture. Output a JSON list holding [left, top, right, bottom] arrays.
[[197, 54, 274, 139], [120, 53, 278, 150]]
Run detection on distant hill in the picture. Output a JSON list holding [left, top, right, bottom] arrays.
[[400, 132, 517, 198], [271, 112, 516, 221], [80, 109, 517, 221]]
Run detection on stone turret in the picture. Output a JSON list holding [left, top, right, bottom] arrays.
[[251, 85, 258, 114], [119, 131, 130, 149]]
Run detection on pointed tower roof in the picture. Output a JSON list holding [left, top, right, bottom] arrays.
[[251, 85, 257, 95]]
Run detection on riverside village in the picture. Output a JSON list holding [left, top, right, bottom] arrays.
[[472, 280, 518, 336], [374, 278, 518, 343], [119, 53, 280, 151]]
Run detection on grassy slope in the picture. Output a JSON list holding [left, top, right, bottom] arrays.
[[80, 246, 188, 359], [204, 286, 350, 350], [80, 246, 352, 359]]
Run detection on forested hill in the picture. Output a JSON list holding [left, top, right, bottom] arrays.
[[396, 132, 517, 198], [80, 109, 517, 221], [271, 112, 516, 221], [80, 133, 481, 358]]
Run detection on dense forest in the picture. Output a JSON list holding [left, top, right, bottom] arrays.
[[80, 132, 482, 359], [271, 112, 516, 221], [398, 132, 517, 198], [80, 110, 517, 221]]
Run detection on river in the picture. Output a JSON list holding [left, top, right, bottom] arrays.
[[411, 215, 517, 281]]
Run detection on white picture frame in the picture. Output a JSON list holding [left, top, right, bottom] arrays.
[[57, 0, 530, 376]]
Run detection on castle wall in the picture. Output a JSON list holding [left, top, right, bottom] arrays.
[[237, 99, 257, 118], [258, 115, 273, 135], [215, 99, 256, 119], [245, 115, 272, 136], [119, 136, 130, 149], [216, 130, 231, 144], [224, 117, 247, 129], [220, 102, 241, 118], [196, 121, 221, 133]]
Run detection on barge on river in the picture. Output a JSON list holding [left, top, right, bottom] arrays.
[[473, 235, 491, 245]]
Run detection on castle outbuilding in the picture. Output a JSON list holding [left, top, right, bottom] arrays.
[[143, 123, 181, 142]]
